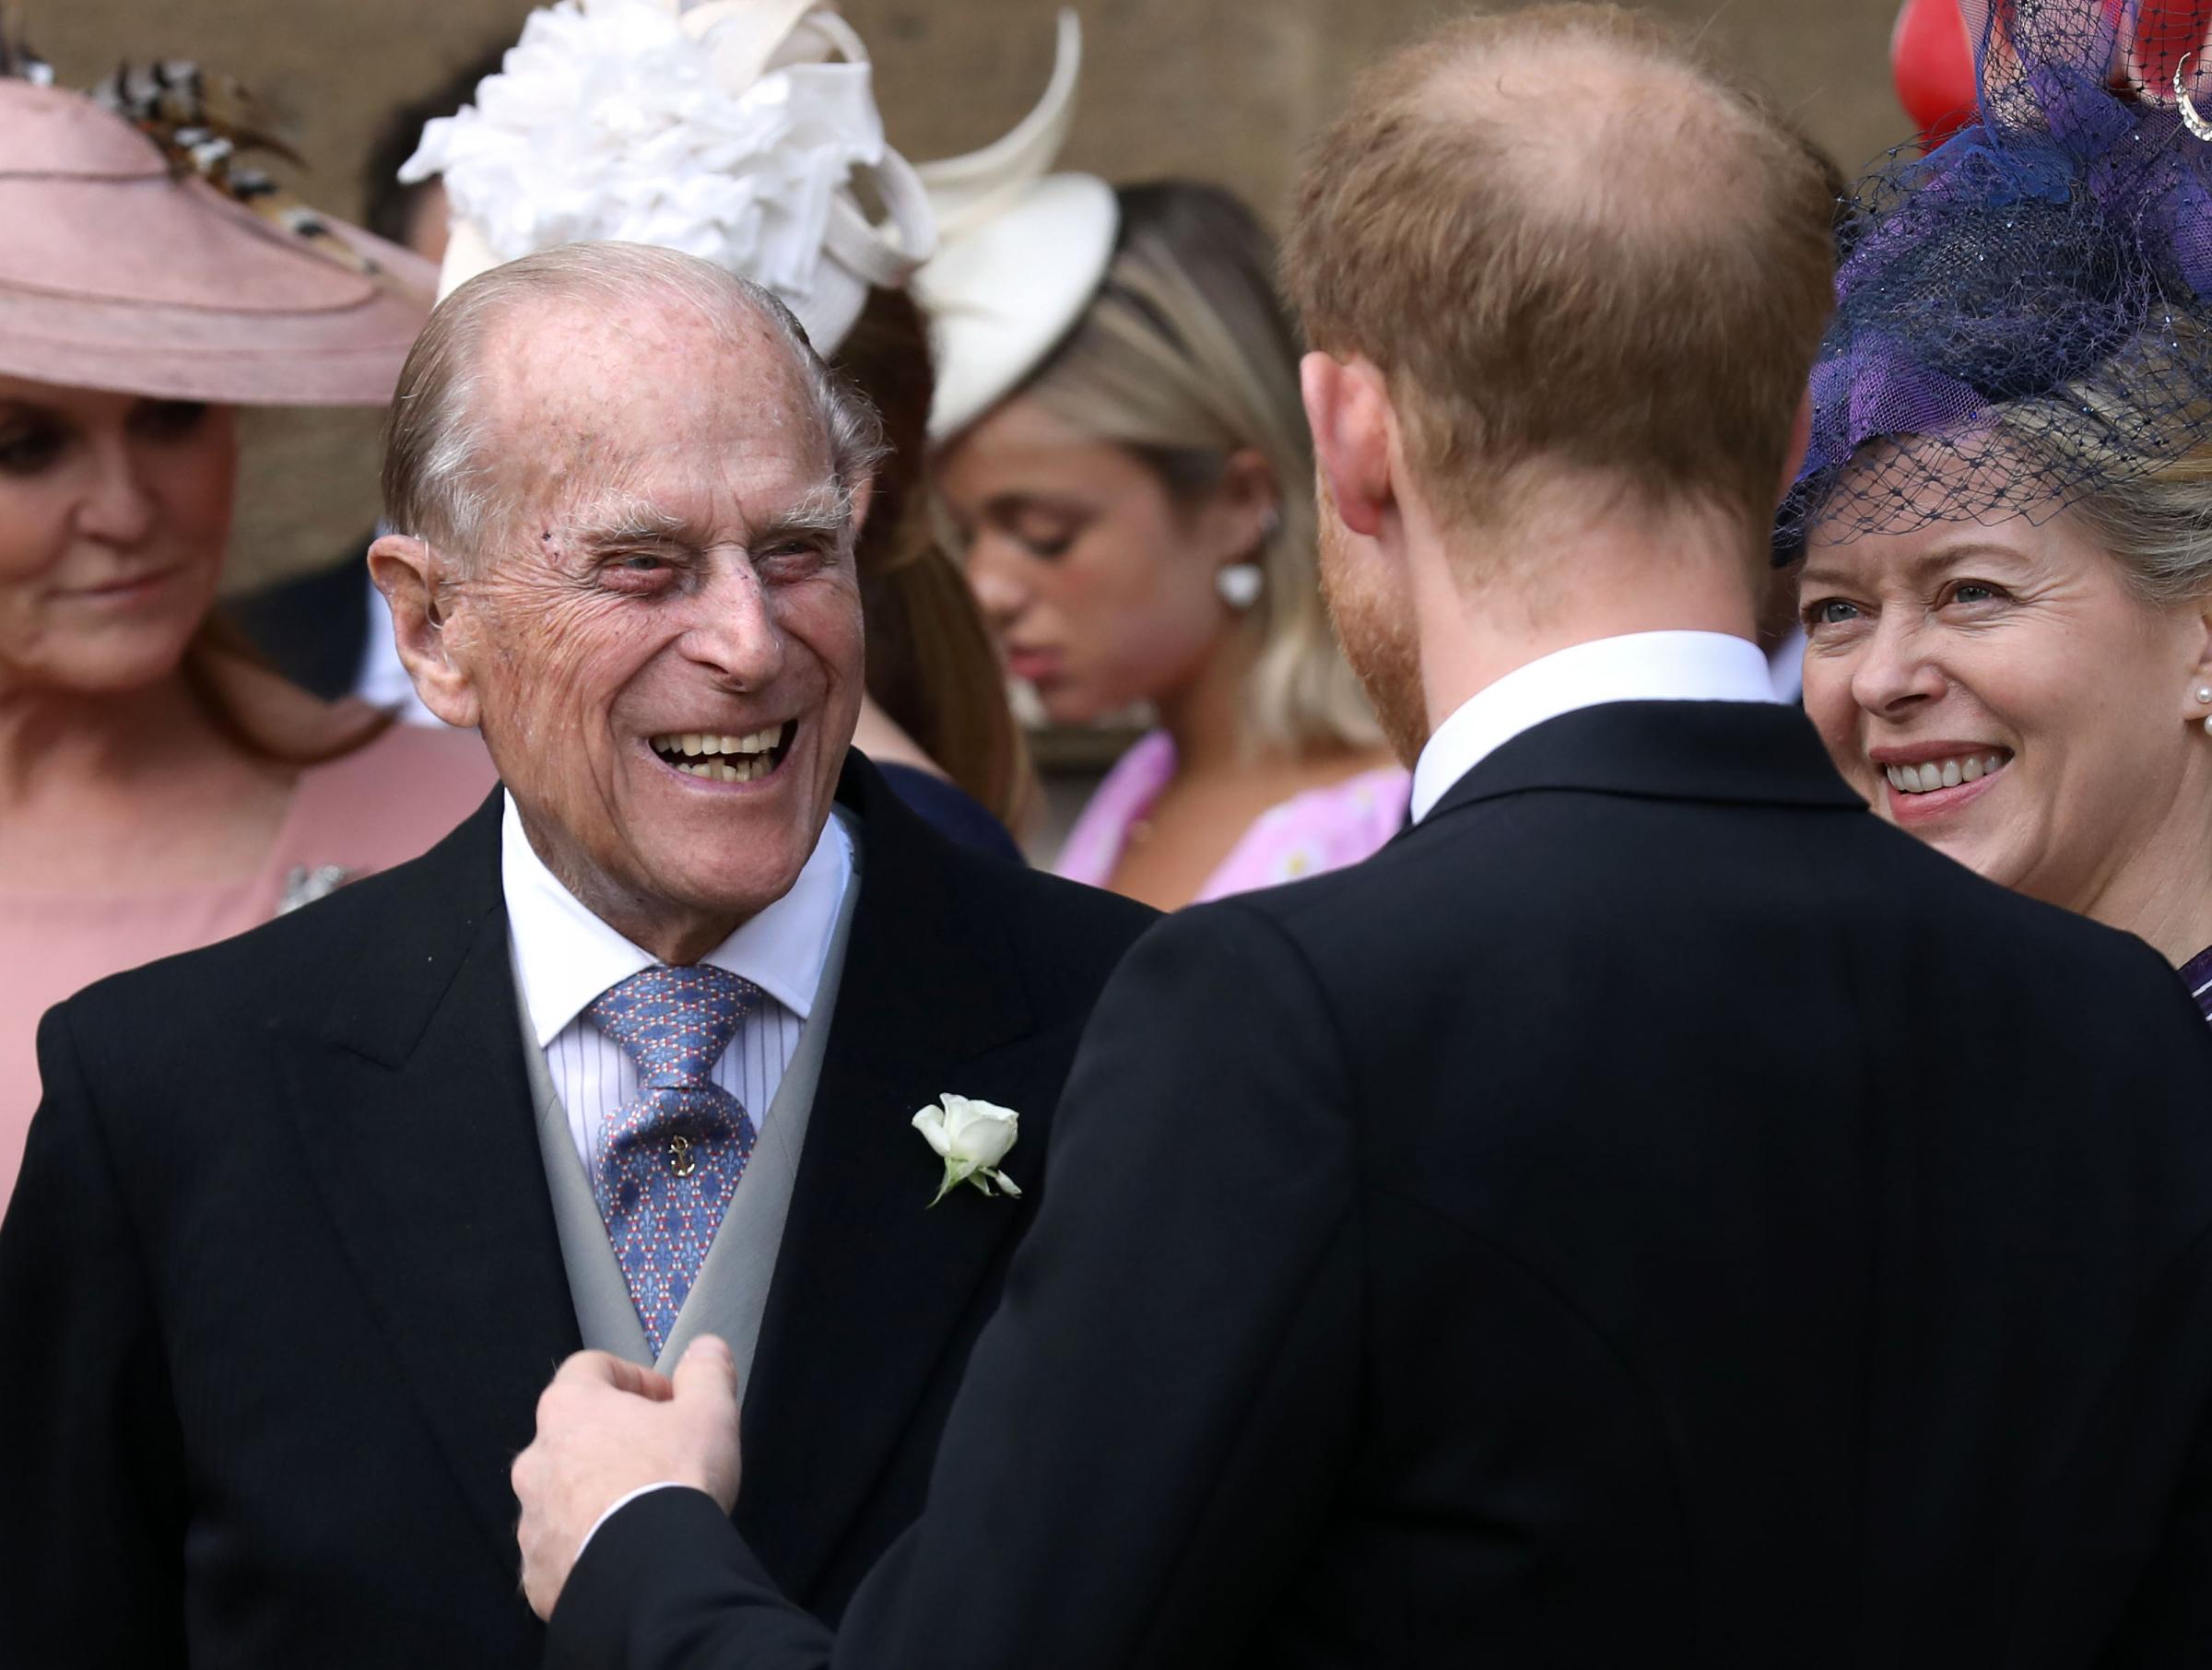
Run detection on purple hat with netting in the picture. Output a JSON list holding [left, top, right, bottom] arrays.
[[1782, 0, 2212, 559]]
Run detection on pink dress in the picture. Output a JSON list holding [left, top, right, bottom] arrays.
[[1054, 730, 1411, 904], [0, 724, 496, 1205]]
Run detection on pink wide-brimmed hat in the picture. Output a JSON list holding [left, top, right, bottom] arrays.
[[0, 76, 433, 406]]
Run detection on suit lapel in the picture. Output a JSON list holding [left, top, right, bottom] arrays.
[[277, 792, 582, 1578], [737, 758, 1037, 1596]]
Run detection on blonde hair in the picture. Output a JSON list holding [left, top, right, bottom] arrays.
[[1024, 182, 1381, 756], [1994, 322, 2212, 609]]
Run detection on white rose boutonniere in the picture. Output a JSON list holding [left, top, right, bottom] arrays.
[[912, 1094, 1022, 1207]]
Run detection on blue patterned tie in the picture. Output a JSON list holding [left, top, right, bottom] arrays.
[[585, 965, 760, 1358]]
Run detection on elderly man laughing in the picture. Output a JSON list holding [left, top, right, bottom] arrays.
[[0, 242, 1155, 1670]]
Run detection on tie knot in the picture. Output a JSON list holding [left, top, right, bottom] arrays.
[[586, 964, 758, 1088]]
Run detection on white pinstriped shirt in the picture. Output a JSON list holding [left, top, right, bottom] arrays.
[[499, 794, 856, 1172]]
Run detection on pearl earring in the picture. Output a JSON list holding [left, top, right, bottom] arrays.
[[1216, 563, 1263, 611], [2196, 687, 2212, 704]]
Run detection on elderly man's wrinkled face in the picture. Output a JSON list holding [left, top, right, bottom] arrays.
[[449, 298, 864, 953]]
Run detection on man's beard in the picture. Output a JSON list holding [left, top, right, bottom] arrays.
[[1316, 494, 1429, 767]]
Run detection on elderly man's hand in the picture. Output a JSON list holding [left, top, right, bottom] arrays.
[[512, 1336, 744, 1619]]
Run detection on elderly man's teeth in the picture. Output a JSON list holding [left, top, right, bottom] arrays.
[[1884, 754, 2007, 794], [669, 757, 770, 782], [649, 724, 789, 765]]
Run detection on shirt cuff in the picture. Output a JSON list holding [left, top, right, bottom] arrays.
[[577, 1480, 690, 1565]]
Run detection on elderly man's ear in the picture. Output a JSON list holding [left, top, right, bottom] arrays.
[[367, 533, 484, 730]]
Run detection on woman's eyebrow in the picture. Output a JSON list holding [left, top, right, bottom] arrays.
[[987, 491, 1088, 519], [1799, 543, 2033, 591], [1909, 542, 2032, 574]]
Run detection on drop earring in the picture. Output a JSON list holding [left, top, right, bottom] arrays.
[[2198, 687, 2212, 735]]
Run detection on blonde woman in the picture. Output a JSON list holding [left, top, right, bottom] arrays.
[[1789, 1, 2212, 1016], [933, 182, 1406, 910]]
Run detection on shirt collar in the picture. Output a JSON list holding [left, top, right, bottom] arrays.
[[1410, 630, 1780, 823], [500, 794, 855, 1048]]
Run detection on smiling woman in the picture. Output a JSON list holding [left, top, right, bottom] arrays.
[[1801, 473, 2212, 976], [1787, 0, 2212, 1008], [0, 60, 495, 1204]]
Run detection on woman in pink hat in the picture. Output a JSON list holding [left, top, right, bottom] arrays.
[[0, 55, 495, 1203]]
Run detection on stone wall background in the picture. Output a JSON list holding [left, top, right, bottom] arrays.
[[29, 0, 1913, 590]]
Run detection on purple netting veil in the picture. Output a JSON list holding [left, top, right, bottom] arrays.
[[1783, 0, 2212, 557]]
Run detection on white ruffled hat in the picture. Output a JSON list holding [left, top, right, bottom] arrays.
[[405, 0, 935, 354], [915, 11, 1118, 440]]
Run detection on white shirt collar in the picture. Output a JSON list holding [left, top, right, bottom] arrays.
[[1410, 630, 1780, 823], [500, 794, 854, 1048]]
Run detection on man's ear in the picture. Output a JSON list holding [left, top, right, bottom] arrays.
[[1300, 350, 1394, 539], [366, 533, 483, 729]]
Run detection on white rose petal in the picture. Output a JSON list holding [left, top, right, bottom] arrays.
[[911, 1105, 951, 1158], [937, 1094, 1018, 1170]]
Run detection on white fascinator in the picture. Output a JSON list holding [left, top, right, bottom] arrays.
[[403, 0, 932, 354], [915, 10, 1118, 440]]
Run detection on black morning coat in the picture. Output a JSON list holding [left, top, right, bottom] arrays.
[[0, 753, 1157, 1667], [549, 702, 2212, 1670]]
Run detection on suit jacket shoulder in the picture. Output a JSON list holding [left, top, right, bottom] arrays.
[[916, 823, 1157, 1017], [1223, 701, 2203, 1076]]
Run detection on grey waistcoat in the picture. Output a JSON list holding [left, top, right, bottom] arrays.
[[513, 837, 864, 1376]]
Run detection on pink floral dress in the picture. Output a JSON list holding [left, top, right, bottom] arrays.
[[1054, 730, 1410, 904]]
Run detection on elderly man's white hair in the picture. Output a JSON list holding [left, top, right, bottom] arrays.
[[381, 240, 885, 566]]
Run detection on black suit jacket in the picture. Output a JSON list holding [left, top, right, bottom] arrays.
[[553, 702, 2212, 1670], [0, 755, 1154, 1668]]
